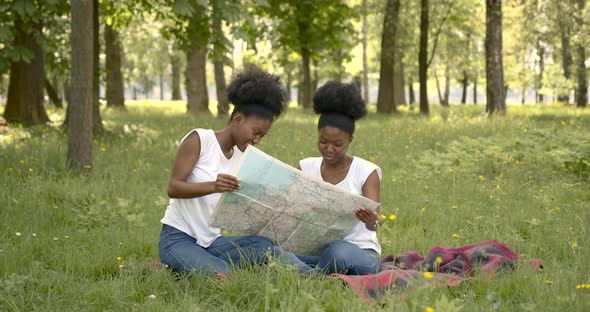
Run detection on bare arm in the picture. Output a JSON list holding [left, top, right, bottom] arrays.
[[167, 132, 240, 198], [354, 170, 382, 231]]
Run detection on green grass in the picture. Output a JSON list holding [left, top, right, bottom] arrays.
[[1, 101, 589, 311]]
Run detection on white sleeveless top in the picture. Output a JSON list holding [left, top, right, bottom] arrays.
[[161, 129, 242, 248], [299, 157, 382, 254]]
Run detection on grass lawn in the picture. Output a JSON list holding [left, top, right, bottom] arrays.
[[1, 101, 589, 311]]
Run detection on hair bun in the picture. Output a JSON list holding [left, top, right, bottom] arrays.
[[312, 81, 367, 120], [226, 65, 287, 118]]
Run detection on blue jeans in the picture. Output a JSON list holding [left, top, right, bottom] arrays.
[[298, 240, 379, 275], [159, 224, 314, 275]]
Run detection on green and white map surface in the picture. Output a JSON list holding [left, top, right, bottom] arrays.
[[209, 145, 380, 255]]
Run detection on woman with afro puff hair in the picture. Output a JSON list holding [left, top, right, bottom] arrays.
[[297, 81, 383, 275], [159, 66, 314, 278]]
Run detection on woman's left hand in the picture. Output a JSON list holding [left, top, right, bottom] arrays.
[[354, 207, 379, 231]]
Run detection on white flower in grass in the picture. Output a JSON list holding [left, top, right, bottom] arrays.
[[148, 295, 156, 300], [53, 237, 58, 241], [15, 232, 21, 236], [32, 233, 37, 237]]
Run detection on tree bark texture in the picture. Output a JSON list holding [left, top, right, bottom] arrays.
[[68, 0, 94, 171], [170, 52, 182, 100], [185, 49, 210, 114], [105, 24, 125, 108], [4, 20, 49, 124], [92, 0, 103, 131], [300, 48, 312, 109], [419, 0, 429, 114], [377, 0, 400, 113], [574, 0, 587, 108], [485, 0, 506, 115], [362, 0, 370, 103]]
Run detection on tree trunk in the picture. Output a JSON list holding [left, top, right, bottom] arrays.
[[68, 0, 94, 171], [393, 51, 406, 105], [312, 59, 319, 93], [377, 0, 400, 113], [419, 0, 429, 114], [300, 48, 312, 109], [44, 77, 62, 108], [485, 0, 506, 115], [521, 85, 526, 104], [185, 49, 210, 114], [558, 6, 572, 103], [435, 70, 443, 105], [473, 75, 478, 104], [297, 62, 303, 107], [409, 81, 415, 104], [104, 24, 125, 109], [285, 70, 292, 103], [170, 52, 182, 100], [159, 71, 164, 101], [535, 42, 545, 103], [362, 0, 370, 103], [461, 71, 468, 104], [214, 60, 229, 117], [4, 21, 49, 124], [443, 66, 450, 106], [92, 0, 102, 131], [574, 0, 587, 108], [212, 5, 229, 118]]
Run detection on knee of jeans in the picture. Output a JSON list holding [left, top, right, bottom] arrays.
[[252, 236, 274, 250], [324, 241, 354, 261]]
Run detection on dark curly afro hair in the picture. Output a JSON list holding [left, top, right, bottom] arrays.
[[312, 81, 367, 120], [226, 65, 287, 121]]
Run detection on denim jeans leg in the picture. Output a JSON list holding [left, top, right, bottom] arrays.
[[271, 247, 316, 273], [206, 235, 274, 268], [159, 224, 229, 275], [316, 240, 379, 275]]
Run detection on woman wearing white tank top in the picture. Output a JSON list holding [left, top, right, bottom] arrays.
[[159, 67, 314, 278], [297, 81, 383, 275]]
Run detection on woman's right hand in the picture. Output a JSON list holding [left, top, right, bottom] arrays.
[[214, 174, 240, 193]]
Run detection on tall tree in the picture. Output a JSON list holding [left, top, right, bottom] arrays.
[[573, 0, 587, 108], [170, 50, 182, 100], [377, 0, 400, 113], [211, 0, 230, 117], [183, 5, 211, 114], [418, 0, 429, 114], [68, 0, 94, 171], [92, 0, 103, 131], [261, 0, 355, 108], [485, 0, 506, 115], [2, 0, 50, 124], [361, 0, 370, 103], [104, 24, 125, 108], [556, 2, 573, 103]]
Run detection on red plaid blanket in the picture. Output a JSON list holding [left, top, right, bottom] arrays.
[[336, 240, 542, 304]]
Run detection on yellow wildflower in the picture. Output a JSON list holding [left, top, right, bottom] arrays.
[[453, 234, 459, 239], [389, 214, 396, 220], [435, 257, 443, 264], [381, 214, 387, 220], [423, 272, 433, 279], [425, 307, 434, 312], [479, 175, 484, 181]]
